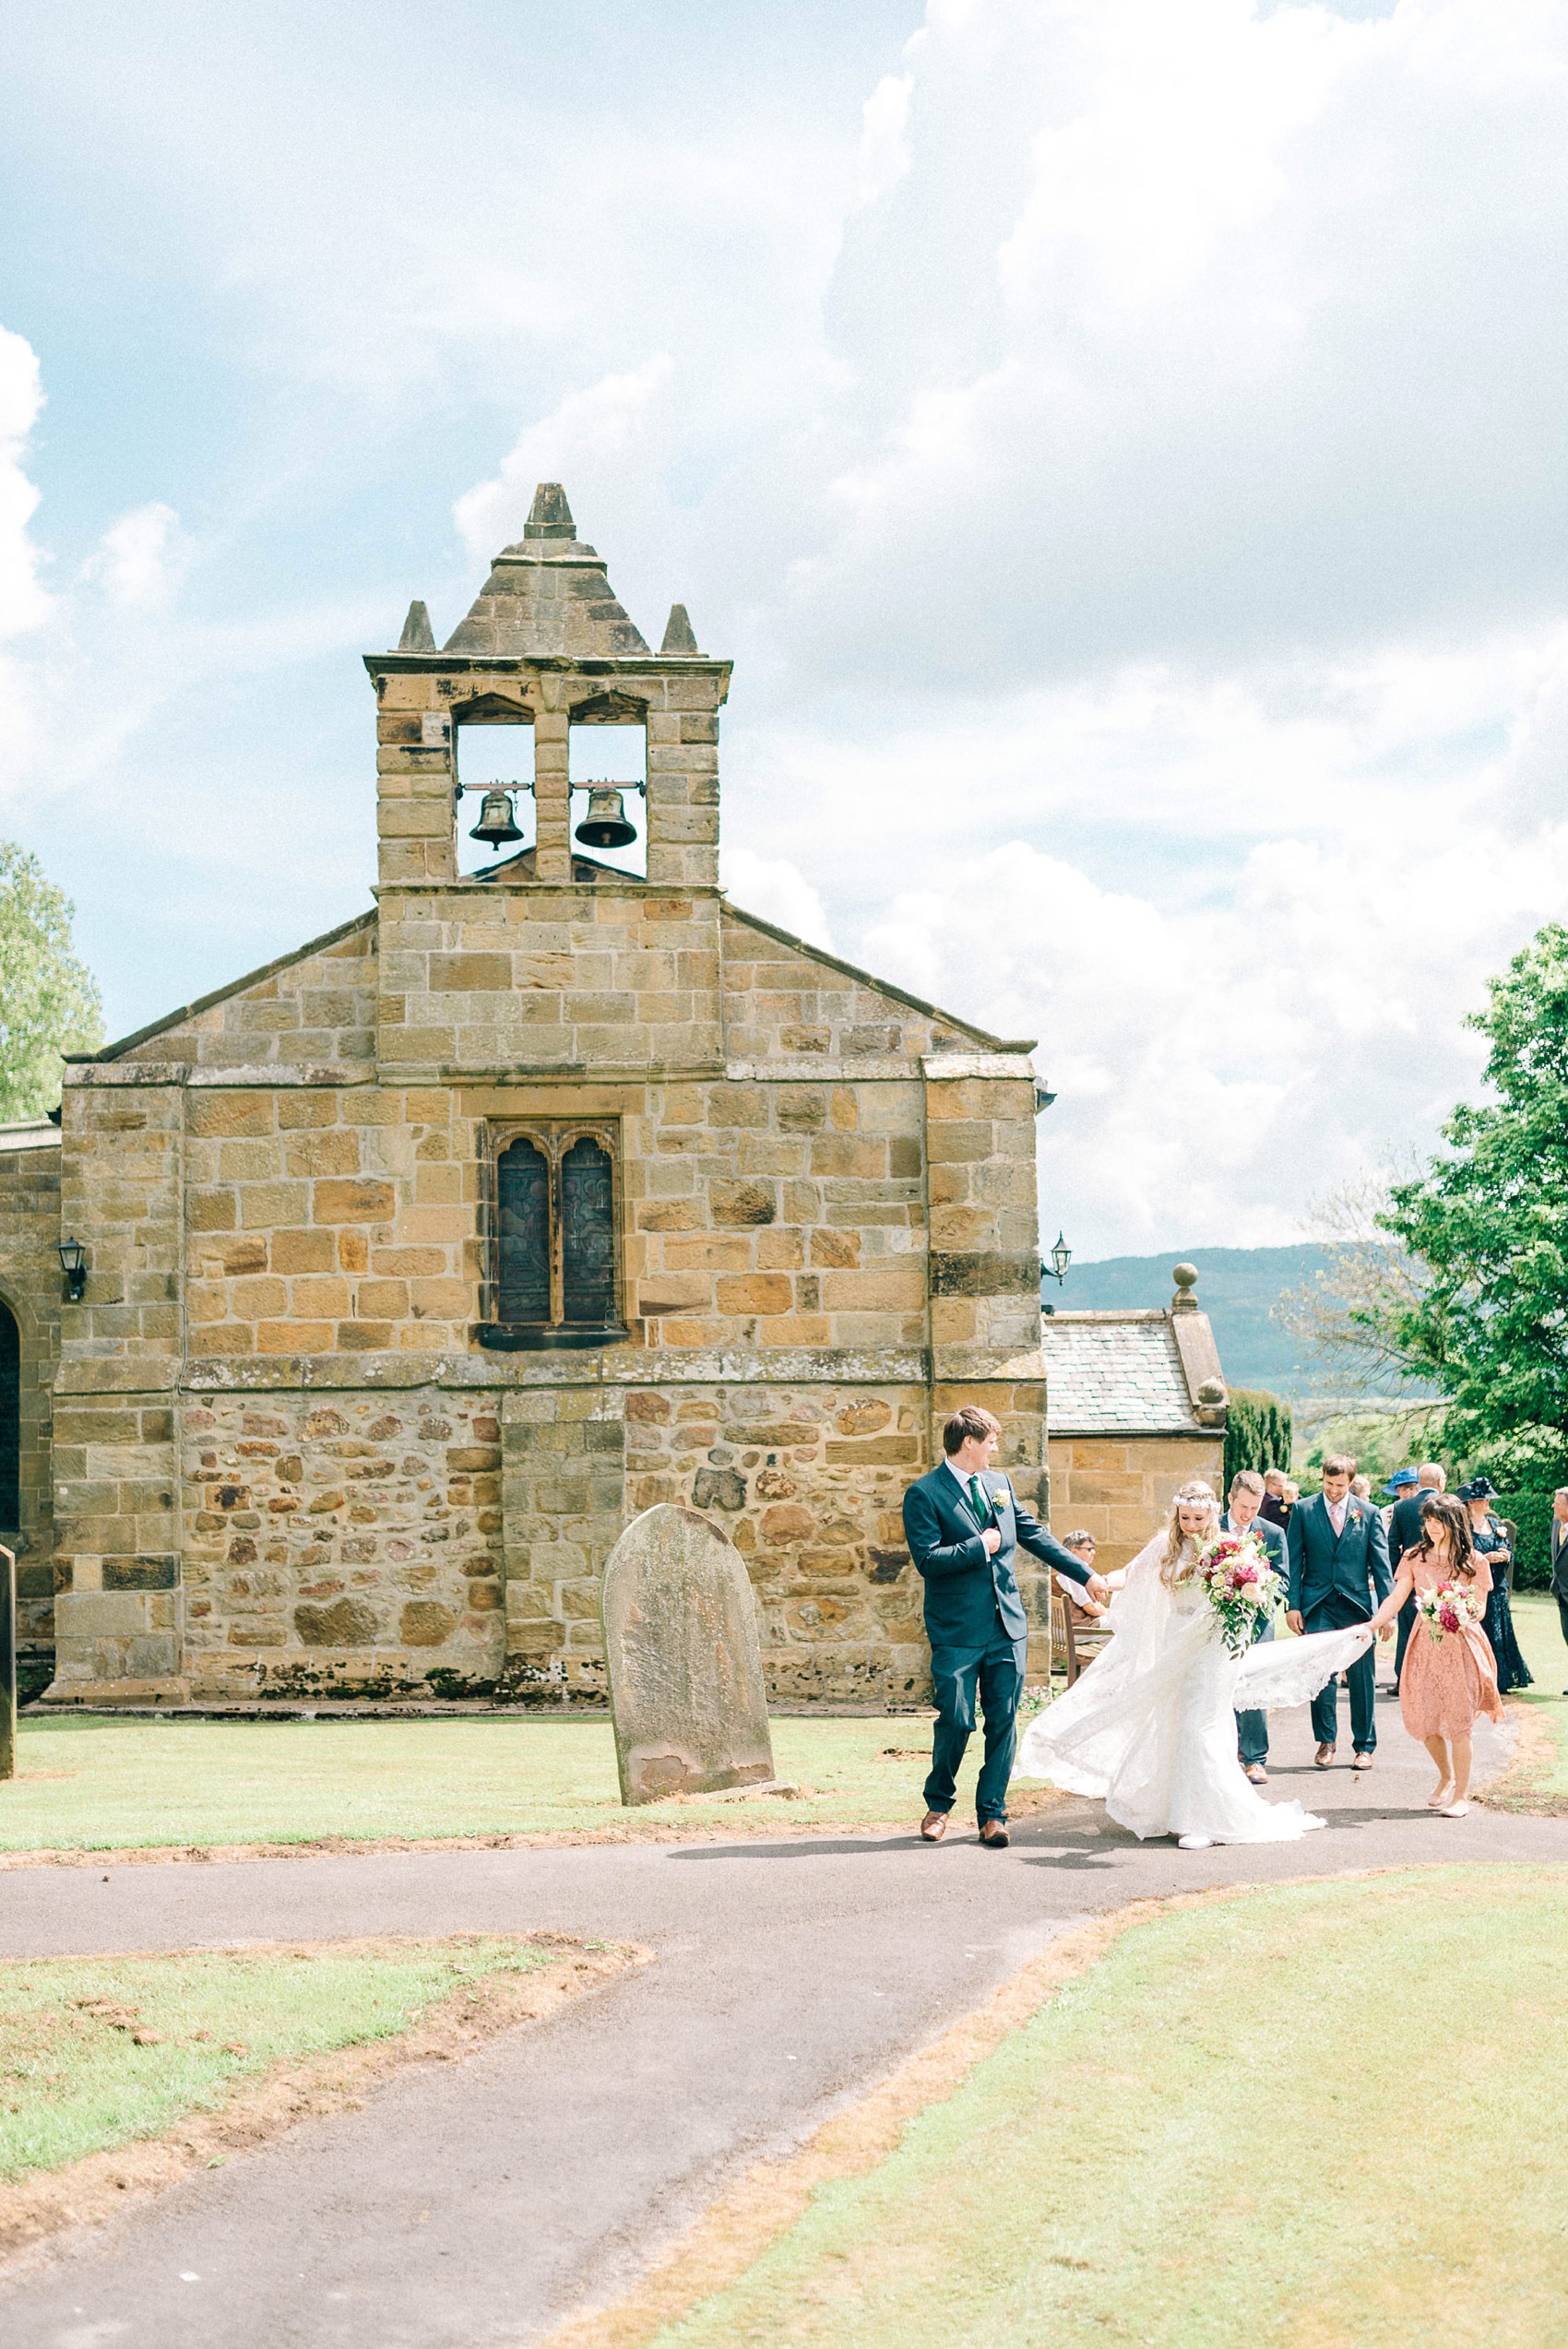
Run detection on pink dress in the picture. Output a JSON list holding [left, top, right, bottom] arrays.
[[1398, 1549, 1504, 1742]]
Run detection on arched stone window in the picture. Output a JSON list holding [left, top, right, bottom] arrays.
[[0, 1299, 19, 1531], [481, 1125, 624, 1350]]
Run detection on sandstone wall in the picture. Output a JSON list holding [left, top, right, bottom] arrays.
[[0, 1133, 63, 1651], [1046, 1433, 1225, 1573]]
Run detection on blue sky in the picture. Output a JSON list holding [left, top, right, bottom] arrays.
[[4, 0, 1567, 1256]]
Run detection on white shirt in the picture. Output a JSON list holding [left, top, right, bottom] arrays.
[[944, 1456, 992, 1510]]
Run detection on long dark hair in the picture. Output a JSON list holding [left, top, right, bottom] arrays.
[[1419, 1492, 1476, 1575]]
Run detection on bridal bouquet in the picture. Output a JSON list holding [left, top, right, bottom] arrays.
[[1416, 1581, 1481, 1643], [1194, 1533, 1286, 1656]]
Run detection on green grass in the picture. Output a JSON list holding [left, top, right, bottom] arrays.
[[0, 1937, 556, 2182], [1496, 1592, 1568, 1799], [650, 1866, 1568, 2349], [0, 1713, 966, 1852]]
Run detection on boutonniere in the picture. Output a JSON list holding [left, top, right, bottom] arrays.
[[1349, 1507, 1362, 1524]]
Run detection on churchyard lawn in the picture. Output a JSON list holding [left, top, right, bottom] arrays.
[[1486, 1592, 1568, 1808], [0, 1933, 631, 2255], [0, 1713, 1030, 1856], [628, 1867, 1568, 2349]]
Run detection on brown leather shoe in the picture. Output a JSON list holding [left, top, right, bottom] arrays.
[[978, 1820, 1010, 1848], [1352, 1750, 1373, 1771], [1313, 1742, 1336, 1769], [920, 1810, 948, 1842], [1244, 1762, 1268, 1785]]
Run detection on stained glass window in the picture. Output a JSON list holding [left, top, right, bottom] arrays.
[[496, 1140, 551, 1323], [561, 1136, 616, 1327], [0, 1302, 18, 1528], [486, 1125, 622, 1344]]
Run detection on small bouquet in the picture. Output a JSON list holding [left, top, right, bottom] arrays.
[[1195, 1533, 1287, 1656], [1416, 1581, 1481, 1643]]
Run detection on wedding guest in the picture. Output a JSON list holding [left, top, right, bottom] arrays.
[[1370, 1490, 1503, 1816], [1258, 1468, 1292, 1534], [903, 1406, 1106, 1847], [1551, 1489, 1568, 1692], [1388, 1462, 1444, 1691], [1053, 1531, 1125, 1619], [1350, 1474, 1372, 1501], [1462, 1477, 1532, 1692], [1225, 1470, 1287, 1785], [1287, 1453, 1392, 1770]]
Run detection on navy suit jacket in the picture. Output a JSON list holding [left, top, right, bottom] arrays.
[[902, 1465, 1091, 1656], [1286, 1491, 1392, 1620]]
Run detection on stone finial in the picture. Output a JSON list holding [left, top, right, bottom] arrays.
[[1171, 1262, 1200, 1312], [660, 602, 701, 655], [524, 481, 576, 540], [398, 599, 435, 651], [1194, 1376, 1229, 1428]]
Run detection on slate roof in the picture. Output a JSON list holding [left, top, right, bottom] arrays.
[[1040, 1311, 1205, 1436]]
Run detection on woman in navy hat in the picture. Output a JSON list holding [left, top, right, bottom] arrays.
[[1461, 1477, 1533, 1692]]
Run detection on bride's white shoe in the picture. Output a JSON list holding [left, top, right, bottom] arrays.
[[1178, 1833, 1214, 1850]]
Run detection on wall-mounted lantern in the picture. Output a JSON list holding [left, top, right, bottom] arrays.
[[1043, 1230, 1072, 1287], [58, 1236, 87, 1302]]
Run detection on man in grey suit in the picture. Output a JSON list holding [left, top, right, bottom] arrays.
[[1550, 1489, 1568, 1693], [1226, 1469, 1287, 1784], [1287, 1451, 1392, 1770]]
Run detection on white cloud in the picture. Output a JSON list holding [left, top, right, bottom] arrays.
[[80, 502, 191, 609], [861, 813, 1568, 1254], [0, 326, 49, 639], [721, 848, 834, 951], [455, 358, 676, 569]]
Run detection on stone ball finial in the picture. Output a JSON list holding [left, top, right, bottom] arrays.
[[1171, 1262, 1199, 1311], [1194, 1374, 1228, 1427], [1196, 1377, 1226, 1404]]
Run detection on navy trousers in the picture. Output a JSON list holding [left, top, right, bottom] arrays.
[[1393, 1592, 1417, 1687], [1234, 1615, 1274, 1768], [925, 1627, 1028, 1823], [1305, 1593, 1377, 1752]]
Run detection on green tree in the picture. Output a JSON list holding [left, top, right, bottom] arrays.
[[0, 842, 103, 1119], [1222, 1389, 1293, 1488], [1367, 921, 1568, 1480]]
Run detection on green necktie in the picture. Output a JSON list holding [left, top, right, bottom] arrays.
[[969, 1476, 990, 1524]]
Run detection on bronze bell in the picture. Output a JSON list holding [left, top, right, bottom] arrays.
[[469, 788, 524, 848], [574, 786, 637, 849]]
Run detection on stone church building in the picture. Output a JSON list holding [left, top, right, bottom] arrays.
[[0, 485, 1223, 1710]]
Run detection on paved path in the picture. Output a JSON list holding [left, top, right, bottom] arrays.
[[2, 1691, 1564, 2349]]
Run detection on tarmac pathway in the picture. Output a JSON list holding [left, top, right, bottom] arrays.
[[2, 1688, 1564, 2349]]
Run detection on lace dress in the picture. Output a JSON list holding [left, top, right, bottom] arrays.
[[1015, 1532, 1372, 1844], [1399, 1550, 1504, 1741]]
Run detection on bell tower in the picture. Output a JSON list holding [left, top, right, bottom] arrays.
[[364, 484, 731, 1082]]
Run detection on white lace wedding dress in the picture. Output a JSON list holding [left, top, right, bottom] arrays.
[[1016, 1532, 1374, 1844]]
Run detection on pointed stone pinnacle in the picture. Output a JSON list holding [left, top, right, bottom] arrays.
[[525, 482, 576, 540], [398, 599, 434, 652], [660, 602, 700, 656]]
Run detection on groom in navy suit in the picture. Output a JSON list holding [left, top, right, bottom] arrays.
[[903, 1406, 1106, 1847], [1287, 1451, 1392, 1770]]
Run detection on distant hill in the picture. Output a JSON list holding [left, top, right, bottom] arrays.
[[1043, 1245, 1343, 1400]]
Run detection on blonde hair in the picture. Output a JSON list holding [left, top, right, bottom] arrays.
[[1159, 1479, 1220, 1585]]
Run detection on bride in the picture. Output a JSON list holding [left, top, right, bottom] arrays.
[[1016, 1480, 1374, 1848]]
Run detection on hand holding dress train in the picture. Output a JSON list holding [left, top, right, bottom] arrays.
[[1015, 1529, 1373, 1845]]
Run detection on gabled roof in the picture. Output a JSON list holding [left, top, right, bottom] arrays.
[[443, 482, 652, 660], [1040, 1311, 1207, 1436]]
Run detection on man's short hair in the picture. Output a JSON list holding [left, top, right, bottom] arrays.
[[1418, 1461, 1445, 1489], [1322, 1452, 1357, 1478], [1555, 1487, 1568, 1502], [1061, 1528, 1096, 1551], [943, 1405, 1001, 1456], [1229, 1470, 1265, 1498]]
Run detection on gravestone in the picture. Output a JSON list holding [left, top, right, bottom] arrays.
[[601, 1503, 775, 1805]]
